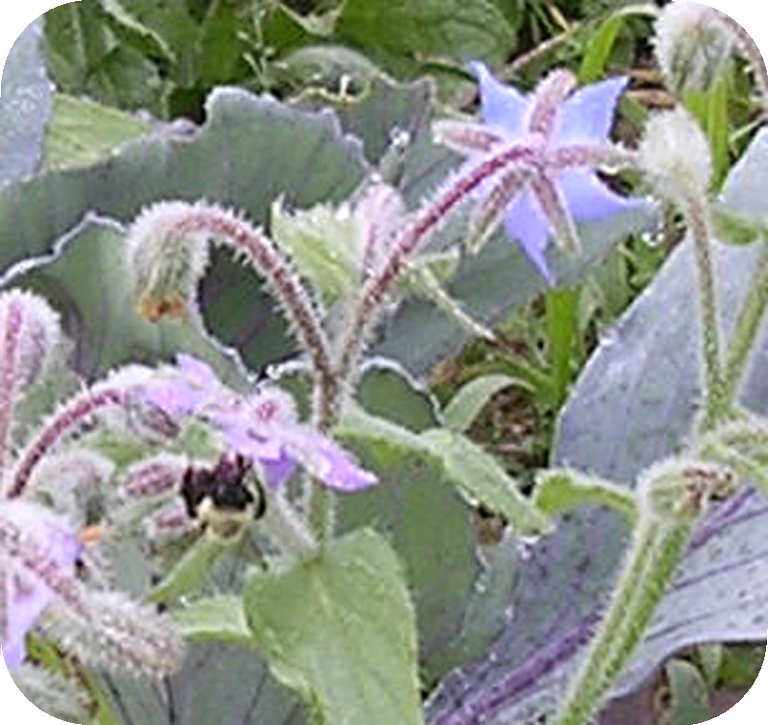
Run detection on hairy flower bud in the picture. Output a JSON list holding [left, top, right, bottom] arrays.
[[29, 449, 115, 525], [120, 454, 187, 499], [639, 107, 711, 203], [125, 202, 210, 323], [45, 591, 185, 678], [638, 458, 736, 522], [0, 290, 61, 393], [654, 3, 734, 95]]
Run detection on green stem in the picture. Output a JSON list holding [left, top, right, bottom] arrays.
[[555, 519, 692, 725], [262, 492, 318, 558], [686, 195, 729, 427], [722, 242, 768, 405]]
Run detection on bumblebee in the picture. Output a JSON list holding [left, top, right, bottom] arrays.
[[180, 454, 266, 542]]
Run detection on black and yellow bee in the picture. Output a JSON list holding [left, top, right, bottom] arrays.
[[180, 454, 266, 542]]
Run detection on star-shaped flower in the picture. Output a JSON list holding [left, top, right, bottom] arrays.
[[140, 356, 377, 492], [434, 62, 644, 281]]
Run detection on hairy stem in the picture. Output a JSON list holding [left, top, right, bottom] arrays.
[[0, 299, 22, 476], [685, 195, 729, 427], [723, 242, 768, 404], [6, 388, 124, 499], [262, 491, 317, 557], [555, 519, 692, 725], [180, 207, 339, 421], [337, 143, 536, 384]]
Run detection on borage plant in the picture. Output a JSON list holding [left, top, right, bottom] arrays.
[[2, 3, 768, 724]]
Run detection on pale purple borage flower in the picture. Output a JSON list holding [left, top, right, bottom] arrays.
[[138, 354, 377, 493], [434, 61, 645, 281], [0, 501, 81, 670]]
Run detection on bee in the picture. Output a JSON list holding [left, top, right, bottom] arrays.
[[180, 454, 266, 543]]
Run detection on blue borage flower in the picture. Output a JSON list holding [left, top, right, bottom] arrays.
[[434, 62, 644, 281]]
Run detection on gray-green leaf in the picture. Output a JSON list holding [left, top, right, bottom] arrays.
[[244, 529, 423, 725]]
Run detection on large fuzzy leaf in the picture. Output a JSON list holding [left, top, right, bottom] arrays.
[[0, 86, 368, 373], [0, 20, 52, 186], [425, 130, 768, 723], [244, 529, 423, 725], [99, 643, 304, 725]]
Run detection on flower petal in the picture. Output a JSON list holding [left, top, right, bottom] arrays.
[[554, 76, 628, 144], [503, 189, 555, 283], [468, 61, 529, 136], [280, 427, 377, 492], [557, 168, 646, 222], [0, 502, 81, 671]]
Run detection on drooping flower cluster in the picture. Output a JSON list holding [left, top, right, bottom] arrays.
[[0, 290, 184, 683], [433, 62, 643, 281]]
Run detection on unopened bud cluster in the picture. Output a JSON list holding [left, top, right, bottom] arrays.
[[638, 458, 735, 521], [126, 201, 211, 323], [639, 107, 712, 203], [0, 289, 61, 392], [654, 3, 735, 95]]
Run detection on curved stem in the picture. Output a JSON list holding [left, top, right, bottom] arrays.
[[180, 207, 338, 417], [6, 388, 124, 499], [336, 144, 536, 384], [556, 519, 692, 725], [722, 242, 768, 404]]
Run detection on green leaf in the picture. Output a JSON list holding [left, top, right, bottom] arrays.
[[578, 5, 657, 84], [298, 76, 433, 166], [100, 0, 177, 64], [442, 374, 519, 433], [244, 529, 423, 725], [44, 94, 150, 171], [334, 0, 515, 79], [173, 595, 253, 646], [533, 469, 637, 523], [339, 401, 550, 537], [270, 199, 361, 305], [0, 21, 52, 186], [710, 203, 765, 246], [43, 0, 167, 114], [545, 287, 580, 407], [663, 659, 710, 725], [420, 428, 552, 536]]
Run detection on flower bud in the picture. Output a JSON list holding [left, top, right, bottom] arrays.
[[0, 289, 61, 392], [638, 458, 735, 522], [29, 449, 115, 524], [639, 107, 711, 202], [125, 202, 210, 323], [654, 3, 734, 95], [46, 590, 185, 678], [120, 454, 187, 499]]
